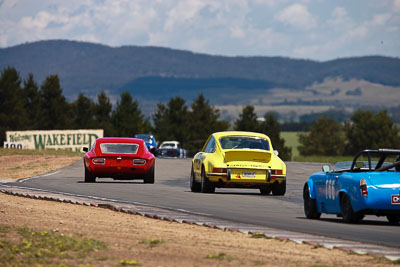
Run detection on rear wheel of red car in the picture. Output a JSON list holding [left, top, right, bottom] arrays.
[[259, 187, 271, 195], [201, 167, 215, 193], [84, 168, 96, 183], [386, 215, 400, 224], [303, 184, 321, 219], [272, 180, 286, 196], [144, 165, 155, 184], [340, 194, 364, 223], [190, 165, 201, 192]]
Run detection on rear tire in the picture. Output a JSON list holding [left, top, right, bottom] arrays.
[[259, 187, 271, 195], [190, 165, 201, 192], [303, 184, 321, 219], [272, 180, 286, 196], [144, 165, 155, 184], [84, 168, 96, 183], [340, 194, 363, 223], [200, 167, 215, 193], [386, 215, 400, 224]]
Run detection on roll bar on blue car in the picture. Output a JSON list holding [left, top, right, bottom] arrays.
[[350, 149, 400, 171]]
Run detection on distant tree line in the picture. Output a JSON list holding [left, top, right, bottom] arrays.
[[1, 67, 398, 160], [0, 67, 291, 159], [298, 110, 400, 156]]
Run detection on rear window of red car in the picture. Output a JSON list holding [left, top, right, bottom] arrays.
[[100, 143, 139, 154]]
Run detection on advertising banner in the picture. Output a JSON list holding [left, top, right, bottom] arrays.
[[6, 129, 104, 151]]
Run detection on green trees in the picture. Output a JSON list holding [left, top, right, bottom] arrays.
[[188, 94, 229, 151], [2, 66, 398, 158], [72, 93, 96, 129], [39, 75, 72, 130], [153, 96, 190, 145], [261, 113, 292, 161], [111, 91, 148, 137], [94, 91, 114, 137], [298, 110, 399, 156], [234, 105, 259, 132], [23, 73, 41, 129], [344, 110, 399, 154], [298, 117, 345, 156], [152, 94, 230, 152], [234, 106, 292, 160], [0, 67, 27, 142]]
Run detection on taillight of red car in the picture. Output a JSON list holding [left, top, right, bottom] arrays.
[[92, 158, 105, 165], [133, 159, 146, 165], [360, 178, 368, 197]]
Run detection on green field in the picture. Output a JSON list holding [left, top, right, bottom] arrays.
[[280, 132, 302, 159], [280, 132, 354, 163]]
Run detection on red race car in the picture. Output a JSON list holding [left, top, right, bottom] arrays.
[[83, 137, 155, 183]]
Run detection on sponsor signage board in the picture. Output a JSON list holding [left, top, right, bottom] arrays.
[[6, 129, 104, 152]]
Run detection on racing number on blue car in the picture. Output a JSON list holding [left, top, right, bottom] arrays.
[[325, 179, 336, 200]]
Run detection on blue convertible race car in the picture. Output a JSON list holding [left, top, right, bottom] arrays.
[[303, 149, 400, 224], [134, 134, 157, 154]]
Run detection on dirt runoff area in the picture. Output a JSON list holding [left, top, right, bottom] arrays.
[[0, 154, 82, 180], [0, 155, 394, 266]]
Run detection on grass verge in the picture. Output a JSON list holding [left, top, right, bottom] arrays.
[[0, 225, 107, 266]]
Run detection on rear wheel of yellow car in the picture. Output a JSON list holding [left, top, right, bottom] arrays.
[[190, 165, 201, 192], [272, 180, 286, 196], [201, 167, 215, 193], [259, 187, 271, 195]]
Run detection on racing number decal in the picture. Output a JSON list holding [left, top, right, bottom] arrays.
[[325, 179, 336, 200]]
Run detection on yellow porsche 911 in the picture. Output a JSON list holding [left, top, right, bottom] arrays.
[[190, 131, 286, 195]]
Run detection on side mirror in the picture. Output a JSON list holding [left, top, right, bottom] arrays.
[[322, 165, 330, 172], [274, 150, 279, 156], [82, 147, 89, 152]]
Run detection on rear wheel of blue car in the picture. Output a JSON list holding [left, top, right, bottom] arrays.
[[144, 165, 155, 184], [340, 194, 364, 223], [190, 165, 201, 192], [84, 168, 96, 183], [272, 181, 286, 196], [201, 167, 215, 193], [386, 215, 400, 225], [303, 184, 321, 219]]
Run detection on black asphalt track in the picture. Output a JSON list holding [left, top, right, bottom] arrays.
[[7, 159, 400, 248]]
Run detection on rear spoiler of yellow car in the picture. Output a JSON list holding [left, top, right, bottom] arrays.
[[224, 149, 272, 163]]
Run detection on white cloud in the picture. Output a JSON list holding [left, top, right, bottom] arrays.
[[370, 13, 391, 26], [394, 0, 400, 12], [164, 0, 206, 32], [0, 0, 18, 9], [275, 4, 317, 30], [230, 25, 246, 39], [328, 7, 351, 28], [0, 0, 399, 60]]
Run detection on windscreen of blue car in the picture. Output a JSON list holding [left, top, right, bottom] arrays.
[[136, 136, 152, 143], [219, 137, 270, 150], [100, 143, 139, 154], [333, 160, 397, 172]]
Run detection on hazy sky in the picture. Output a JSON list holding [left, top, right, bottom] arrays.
[[1, 0, 399, 60]]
